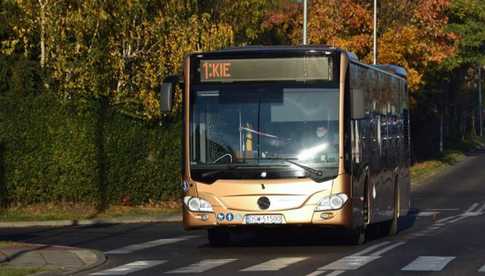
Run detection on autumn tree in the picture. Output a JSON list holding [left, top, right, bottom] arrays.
[[263, 0, 457, 91]]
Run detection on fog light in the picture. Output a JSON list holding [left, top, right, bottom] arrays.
[[200, 214, 209, 221], [320, 212, 334, 220]]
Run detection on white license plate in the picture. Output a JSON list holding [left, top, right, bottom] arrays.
[[244, 214, 285, 224]]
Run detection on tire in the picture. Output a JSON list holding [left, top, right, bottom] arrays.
[[350, 226, 366, 245], [383, 182, 399, 236], [350, 183, 369, 245], [208, 228, 231, 247]]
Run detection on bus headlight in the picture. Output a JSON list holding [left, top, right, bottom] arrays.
[[315, 193, 349, 211], [184, 196, 214, 212]]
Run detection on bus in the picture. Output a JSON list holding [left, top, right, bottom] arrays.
[[160, 46, 411, 246]]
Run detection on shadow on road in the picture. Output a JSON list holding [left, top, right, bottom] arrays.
[[465, 148, 485, 156], [201, 214, 416, 248]]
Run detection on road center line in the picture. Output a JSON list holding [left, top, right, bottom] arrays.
[[90, 260, 166, 275], [369, 242, 406, 256], [477, 203, 485, 213], [465, 202, 480, 213], [350, 241, 391, 256], [105, 236, 197, 254], [435, 215, 460, 224]]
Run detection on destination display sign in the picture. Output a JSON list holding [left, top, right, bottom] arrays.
[[200, 57, 332, 82]]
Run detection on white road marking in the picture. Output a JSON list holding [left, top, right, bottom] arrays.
[[350, 241, 391, 256], [479, 264, 485, 272], [424, 208, 460, 211], [326, 271, 345, 276], [167, 259, 237, 273], [435, 215, 460, 224], [305, 270, 327, 276], [319, 256, 380, 270], [447, 216, 466, 224], [91, 260, 166, 275], [105, 236, 196, 254], [308, 242, 403, 275], [241, 257, 307, 271], [416, 211, 439, 217], [465, 202, 480, 213], [401, 256, 455, 271], [478, 203, 485, 213], [369, 242, 406, 256]]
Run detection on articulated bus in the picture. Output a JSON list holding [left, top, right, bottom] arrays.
[[160, 46, 411, 245]]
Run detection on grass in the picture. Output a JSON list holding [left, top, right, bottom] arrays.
[[0, 241, 26, 248], [0, 266, 44, 276], [410, 150, 466, 183], [410, 136, 485, 184], [0, 202, 181, 222]]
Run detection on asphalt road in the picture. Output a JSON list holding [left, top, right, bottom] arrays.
[[2, 150, 485, 276]]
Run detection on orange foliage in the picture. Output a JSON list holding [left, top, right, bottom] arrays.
[[264, 0, 457, 90]]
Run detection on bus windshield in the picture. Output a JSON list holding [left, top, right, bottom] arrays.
[[190, 84, 339, 181]]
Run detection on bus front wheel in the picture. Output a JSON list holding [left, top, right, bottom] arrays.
[[383, 182, 400, 236]]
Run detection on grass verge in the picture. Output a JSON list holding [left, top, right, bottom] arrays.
[[0, 267, 44, 276], [410, 136, 485, 184], [0, 202, 181, 222]]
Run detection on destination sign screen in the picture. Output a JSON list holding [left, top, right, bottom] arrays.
[[199, 57, 333, 82]]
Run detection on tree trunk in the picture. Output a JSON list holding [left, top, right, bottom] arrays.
[[39, 0, 46, 69]]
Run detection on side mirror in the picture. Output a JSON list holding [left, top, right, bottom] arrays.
[[160, 75, 181, 113], [351, 89, 365, 120]]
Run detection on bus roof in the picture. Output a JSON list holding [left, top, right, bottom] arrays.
[[193, 45, 407, 80], [196, 45, 339, 56]]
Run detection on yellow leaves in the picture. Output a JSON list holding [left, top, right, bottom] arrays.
[[139, 90, 159, 120], [264, 0, 457, 92]]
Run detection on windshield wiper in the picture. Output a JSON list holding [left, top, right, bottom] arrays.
[[200, 164, 244, 178], [262, 158, 324, 178], [199, 159, 325, 180]]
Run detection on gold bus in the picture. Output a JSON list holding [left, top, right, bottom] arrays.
[[161, 46, 411, 246]]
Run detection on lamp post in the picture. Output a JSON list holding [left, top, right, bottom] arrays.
[[373, 0, 377, 64], [479, 65, 483, 136], [303, 0, 308, 45]]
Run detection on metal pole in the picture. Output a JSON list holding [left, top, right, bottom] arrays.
[[479, 65, 483, 136], [303, 0, 307, 45], [373, 0, 377, 64]]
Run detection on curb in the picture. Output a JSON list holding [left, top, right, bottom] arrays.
[[0, 214, 182, 228], [1, 245, 106, 276], [65, 249, 106, 276]]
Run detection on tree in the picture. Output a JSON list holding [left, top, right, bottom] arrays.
[[263, 0, 457, 90]]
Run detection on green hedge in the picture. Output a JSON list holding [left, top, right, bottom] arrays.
[[0, 93, 181, 206]]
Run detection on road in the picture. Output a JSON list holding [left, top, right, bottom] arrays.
[[2, 150, 485, 276]]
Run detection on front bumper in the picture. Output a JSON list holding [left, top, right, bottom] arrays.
[[183, 202, 353, 230]]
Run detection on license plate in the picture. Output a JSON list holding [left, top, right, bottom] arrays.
[[244, 214, 285, 224]]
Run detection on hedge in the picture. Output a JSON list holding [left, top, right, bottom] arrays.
[[0, 92, 182, 206]]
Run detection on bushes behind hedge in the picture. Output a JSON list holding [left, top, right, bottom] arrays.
[[0, 93, 181, 206]]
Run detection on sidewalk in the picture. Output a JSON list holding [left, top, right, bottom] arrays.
[[0, 242, 105, 275]]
